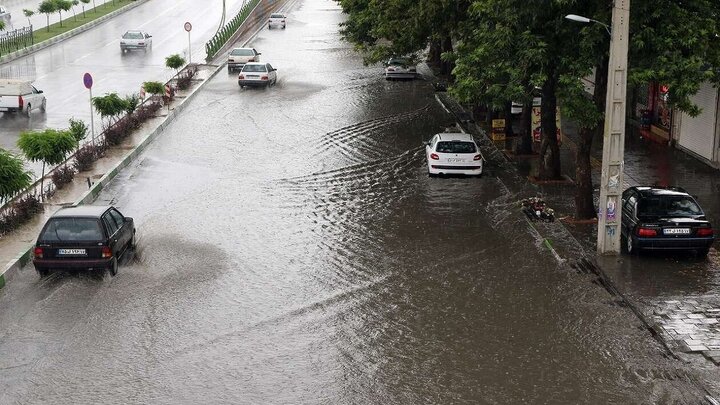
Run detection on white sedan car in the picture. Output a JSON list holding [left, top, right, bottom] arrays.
[[268, 13, 287, 29], [425, 132, 483, 176], [120, 30, 152, 52], [384, 57, 417, 80], [238, 62, 277, 87]]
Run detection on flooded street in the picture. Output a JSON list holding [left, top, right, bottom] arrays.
[[0, 0, 717, 403]]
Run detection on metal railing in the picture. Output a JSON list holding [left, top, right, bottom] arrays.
[[0, 26, 33, 56]]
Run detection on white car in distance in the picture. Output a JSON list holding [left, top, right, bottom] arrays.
[[268, 13, 286, 29], [228, 47, 261, 72], [120, 30, 152, 52], [425, 132, 483, 176], [238, 62, 277, 88], [384, 57, 417, 80]]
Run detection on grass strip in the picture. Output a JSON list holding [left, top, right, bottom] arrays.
[[31, 0, 135, 44]]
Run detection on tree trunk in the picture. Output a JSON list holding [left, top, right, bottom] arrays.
[[574, 57, 609, 219], [517, 98, 533, 154], [46, 15, 50, 32], [440, 36, 454, 79], [537, 69, 561, 179], [428, 39, 441, 67], [504, 102, 513, 137], [485, 104, 493, 130], [40, 162, 45, 201]]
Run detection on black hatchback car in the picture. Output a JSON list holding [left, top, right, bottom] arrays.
[[621, 186, 714, 256], [33, 205, 135, 277]]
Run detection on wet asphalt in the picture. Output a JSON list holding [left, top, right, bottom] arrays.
[[0, 0, 718, 403]]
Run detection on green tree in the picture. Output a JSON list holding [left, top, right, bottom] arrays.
[[165, 54, 186, 76], [143, 81, 165, 100], [124, 94, 139, 115], [68, 118, 88, 144], [17, 129, 77, 200], [0, 149, 32, 204], [53, 0, 73, 28], [79, 0, 90, 18], [22, 9, 35, 27], [71, 0, 79, 21], [92, 92, 129, 127], [38, 0, 56, 32]]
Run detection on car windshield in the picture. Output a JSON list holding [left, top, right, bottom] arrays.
[[638, 196, 703, 217], [388, 58, 410, 66], [40, 218, 104, 241], [436, 141, 476, 153], [242, 65, 267, 72], [231, 49, 254, 56], [123, 32, 144, 39], [270, 14, 284, 18]]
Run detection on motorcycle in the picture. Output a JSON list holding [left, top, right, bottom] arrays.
[[520, 197, 555, 222]]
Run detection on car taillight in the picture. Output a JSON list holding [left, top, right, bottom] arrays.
[[261, 76, 268, 80], [281, 19, 285, 22], [250, 57, 256, 62], [387, 67, 395, 72], [138, 42, 144, 45], [473, 154, 482, 161], [238, 75, 244, 79], [34, 247, 43, 258], [697, 228, 714, 237], [18, 95, 23, 109], [430, 153, 439, 160], [637, 228, 657, 237], [101, 246, 112, 258]]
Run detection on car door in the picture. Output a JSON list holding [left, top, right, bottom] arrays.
[[621, 191, 638, 236], [426, 135, 438, 159], [266, 64, 276, 81], [109, 208, 129, 248], [102, 211, 121, 254]]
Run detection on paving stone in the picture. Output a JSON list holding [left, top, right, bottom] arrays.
[[686, 313, 706, 319], [687, 345, 709, 352], [702, 351, 720, 365], [684, 319, 706, 324], [701, 318, 719, 324]]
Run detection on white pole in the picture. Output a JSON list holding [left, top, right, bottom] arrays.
[[188, 31, 192, 64], [597, 0, 630, 254], [89, 87, 95, 144]]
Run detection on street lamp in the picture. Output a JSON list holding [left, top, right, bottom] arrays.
[[564, 14, 611, 36], [566, 1, 631, 255]]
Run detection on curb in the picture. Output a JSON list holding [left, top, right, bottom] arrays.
[[0, 5, 275, 289], [0, 0, 150, 66]]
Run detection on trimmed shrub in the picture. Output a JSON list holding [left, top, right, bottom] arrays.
[[177, 65, 198, 90], [51, 165, 75, 189], [134, 101, 162, 122], [13, 194, 43, 223]]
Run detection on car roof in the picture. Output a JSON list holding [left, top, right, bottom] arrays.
[[51, 205, 112, 218], [243, 62, 265, 66], [630, 186, 690, 198], [124, 30, 143, 33], [436, 133, 474, 142], [232, 47, 254, 51]]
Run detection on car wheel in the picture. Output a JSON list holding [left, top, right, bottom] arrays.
[[108, 257, 118, 276], [129, 231, 136, 249], [268, 24, 271, 29], [24, 104, 31, 116], [697, 248, 710, 258], [282, 25, 286, 29], [40, 99, 46, 112], [36, 267, 50, 277]]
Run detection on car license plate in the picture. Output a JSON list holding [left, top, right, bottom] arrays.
[[663, 228, 690, 235], [58, 248, 86, 255], [248, 75, 259, 78], [448, 158, 465, 163]]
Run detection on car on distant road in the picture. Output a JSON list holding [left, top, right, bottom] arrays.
[[238, 62, 277, 88], [384, 57, 417, 80], [0, 5, 11, 24], [227, 47, 261, 72], [511, 97, 541, 114], [621, 186, 715, 257], [0, 80, 46, 115], [425, 132, 483, 176], [32, 205, 136, 277], [268, 13, 287, 29], [120, 30, 152, 52]]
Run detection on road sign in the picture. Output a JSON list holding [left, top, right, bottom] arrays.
[[184, 22, 192, 32], [83, 72, 93, 89]]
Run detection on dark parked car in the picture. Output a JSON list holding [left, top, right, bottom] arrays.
[[33, 205, 136, 277], [621, 186, 714, 256]]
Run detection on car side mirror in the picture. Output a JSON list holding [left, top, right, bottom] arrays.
[[257, 52, 262, 55], [38, 90, 43, 93], [273, 68, 277, 71], [124, 217, 133, 223]]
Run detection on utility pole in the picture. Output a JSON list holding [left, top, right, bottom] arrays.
[[597, 0, 630, 254]]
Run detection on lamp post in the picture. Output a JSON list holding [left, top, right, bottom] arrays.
[[565, 0, 630, 254]]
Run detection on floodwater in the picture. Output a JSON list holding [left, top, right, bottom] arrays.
[[0, 0, 716, 403]]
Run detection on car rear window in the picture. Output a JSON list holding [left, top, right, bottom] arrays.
[[638, 196, 703, 217], [231, 49, 255, 56], [242, 64, 267, 72], [436, 141, 477, 153], [388, 59, 410, 66], [123, 32, 143, 39], [270, 14, 285, 18], [40, 218, 104, 241]]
